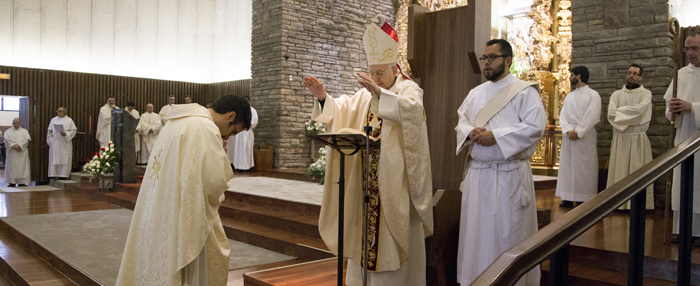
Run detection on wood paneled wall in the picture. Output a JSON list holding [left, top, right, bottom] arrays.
[[0, 65, 250, 183]]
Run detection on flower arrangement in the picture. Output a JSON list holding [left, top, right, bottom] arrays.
[[305, 119, 326, 135], [82, 141, 121, 178], [305, 147, 327, 185]]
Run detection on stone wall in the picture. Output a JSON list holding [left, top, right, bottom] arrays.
[[252, 0, 395, 169], [571, 0, 673, 207]]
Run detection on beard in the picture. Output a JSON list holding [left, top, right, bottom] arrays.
[[570, 78, 578, 86], [485, 62, 506, 81]]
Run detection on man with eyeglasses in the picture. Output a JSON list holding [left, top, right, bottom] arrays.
[[455, 39, 545, 286], [47, 107, 77, 180], [302, 22, 433, 286], [556, 66, 601, 208], [665, 32, 700, 245], [607, 64, 654, 210]]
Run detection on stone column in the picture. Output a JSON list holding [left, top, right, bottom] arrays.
[[251, 0, 396, 170], [111, 109, 139, 183]]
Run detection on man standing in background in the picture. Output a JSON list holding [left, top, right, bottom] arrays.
[[607, 64, 654, 210], [136, 103, 162, 164], [96, 96, 118, 147], [126, 101, 141, 158], [5, 118, 31, 187], [556, 66, 601, 208], [47, 107, 77, 180], [160, 95, 176, 125]]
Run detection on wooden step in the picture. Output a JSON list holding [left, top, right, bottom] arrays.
[[224, 191, 321, 219], [244, 257, 343, 286], [221, 217, 332, 262], [568, 244, 700, 284], [541, 259, 677, 286], [219, 201, 320, 239], [0, 222, 90, 285]]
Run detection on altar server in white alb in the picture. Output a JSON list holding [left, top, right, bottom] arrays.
[[607, 64, 654, 210], [136, 103, 162, 164], [666, 32, 700, 241], [455, 39, 545, 286], [231, 96, 258, 170], [556, 66, 601, 207], [47, 107, 77, 179], [160, 95, 176, 125], [303, 22, 433, 286], [126, 101, 141, 158], [117, 95, 252, 286], [5, 118, 31, 186], [96, 95, 119, 148]]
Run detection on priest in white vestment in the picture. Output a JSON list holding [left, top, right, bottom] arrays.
[[160, 95, 176, 125], [556, 66, 601, 206], [666, 33, 700, 241], [232, 99, 258, 170], [455, 39, 545, 286], [47, 107, 77, 179], [136, 104, 162, 164], [96, 96, 119, 148], [116, 95, 252, 286], [5, 118, 31, 186], [607, 64, 654, 210], [303, 23, 433, 286]]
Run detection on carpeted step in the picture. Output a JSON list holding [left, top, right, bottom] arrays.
[[54, 179, 79, 189], [224, 191, 321, 219], [219, 201, 321, 239], [220, 217, 333, 262], [0, 230, 77, 285]]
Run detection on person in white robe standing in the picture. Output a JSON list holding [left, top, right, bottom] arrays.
[[47, 107, 77, 179], [136, 103, 162, 164], [666, 32, 700, 244], [455, 39, 545, 286], [184, 96, 192, 104], [225, 134, 235, 169], [126, 101, 141, 158], [232, 96, 258, 170], [5, 118, 31, 186], [607, 64, 654, 210], [556, 66, 601, 207], [160, 95, 176, 125], [96, 96, 119, 148], [116, 95, 252, 286], [303, 22, 433, 286]]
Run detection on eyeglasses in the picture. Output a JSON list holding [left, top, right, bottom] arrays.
[[479, 54, 507, 63], [369, 70, 388, 77], [683, 46, 700, 53], [626, 71, 641, 76]]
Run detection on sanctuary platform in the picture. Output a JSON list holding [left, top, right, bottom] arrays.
[[0, 169, 692, 286]]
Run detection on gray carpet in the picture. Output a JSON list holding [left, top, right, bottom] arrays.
[[229, 176, 323, 205], [1, 209, 295, 286]]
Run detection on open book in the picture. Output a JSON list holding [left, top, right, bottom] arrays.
[[329, 128, 379, 142]]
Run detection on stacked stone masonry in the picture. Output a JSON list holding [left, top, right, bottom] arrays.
[[571, 0, 673, 207], [252, 0, 396, 169]]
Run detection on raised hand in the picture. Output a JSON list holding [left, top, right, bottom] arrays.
[[357, 72, 381, 97], [303, 76, 328, 101]]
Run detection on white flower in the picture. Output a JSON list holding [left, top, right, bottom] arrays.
[[93, 155, 98, 160], [106, 162, 110, 167], [101, 171, 105, 175], [110, 148, 114, 152], [105, 155, 109, 159]]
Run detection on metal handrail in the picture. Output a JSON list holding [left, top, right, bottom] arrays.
[[471, 131, 700, 286]]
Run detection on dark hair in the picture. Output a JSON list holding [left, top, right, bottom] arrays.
[[571, 66, 590, 83], [168, 95, 175, 99], [628, 64, 643, 76], [206, 100, 214, 105], [688, 32, 700, 39], [211, 94, 252, 130], [106, 95, 115, 100], [486, 39, 514, 58], [127, 101, 135, 107], [184, 96, 191, 99]]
